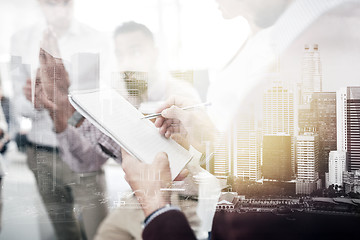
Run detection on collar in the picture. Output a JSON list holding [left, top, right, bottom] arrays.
[[36, 18, 82, 38]]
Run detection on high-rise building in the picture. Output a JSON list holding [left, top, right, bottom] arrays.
[[213, 113, 261, 182], [328, 151, 347, 187], [337, 87, 360, 171], [337, 87, 347, 152], [346, 87, 360, 170], [299, 92, 336, 180], [307, 92, 337, 181], [263, 80, 295, 175], [262, 134, 292, 181], [232, 117, 261, 181], [299, 44, 322, 105], [343, 170, 360, 194], [213, 131, 231, 177], [298, 44, 323, 136], [296, 133, 321, 194]]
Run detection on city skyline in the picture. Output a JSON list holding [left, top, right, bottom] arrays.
[[211, 42, 360, 198]]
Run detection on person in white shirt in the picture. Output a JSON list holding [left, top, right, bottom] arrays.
[[121, 0, 360, 239], [11, 0, 109, 239]]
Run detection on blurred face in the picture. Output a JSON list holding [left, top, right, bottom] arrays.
[[114, 31, 158, 72], [38, 0, 74, 30]]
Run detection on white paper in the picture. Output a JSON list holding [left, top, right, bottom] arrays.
[[69, 88, 192, 179]]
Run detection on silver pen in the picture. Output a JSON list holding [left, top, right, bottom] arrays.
[[141, 102, 212, 120]]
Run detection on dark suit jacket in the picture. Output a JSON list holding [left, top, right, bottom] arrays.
[[142, 210, 196, 240], [142, 210, 298, 240], [143, 209, 360, 240]]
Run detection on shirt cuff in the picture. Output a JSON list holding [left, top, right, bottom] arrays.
[[143, 205, 181, 227], [56, 124, 73, 139]]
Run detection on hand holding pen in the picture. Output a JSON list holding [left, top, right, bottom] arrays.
[[152, 96, 215, 153]]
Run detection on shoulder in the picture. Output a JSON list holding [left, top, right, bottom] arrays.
[[11, 23, 41, 42], [143, 210, 196, 240]]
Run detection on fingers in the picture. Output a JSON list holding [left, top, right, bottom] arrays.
[[38, 48, 70, 96], [165, 124, 182, 138], [39, 48, 57, 68], [159, 119, 174, 136], [41, 28, 61, 58], [161, 105, 190, 124], [42, 98, 56, 111], [155, 96, 197, 139], [154, 116, 166, 128]]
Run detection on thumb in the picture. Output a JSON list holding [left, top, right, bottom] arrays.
[[121, 149, 138, 171], [153, 152, 169, 166]]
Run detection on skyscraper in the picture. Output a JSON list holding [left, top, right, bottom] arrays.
[[298, 44, 322, 133], [337, 87, 347, 152], [263, 134, 292, 181], [298, 44, 323, 136], [232, 116, 261, 181], [213, 113, 261, 182], [296, 133, 321, 194], [213, 131, 231, 177], [263, 80, 295, 175], [337, 87, 360, 171], [310, 92, 337, 181], [299, 44, 322, 105], [347, 87, 360, 170], [328, 150, 347, 187]]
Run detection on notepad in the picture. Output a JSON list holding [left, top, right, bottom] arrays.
[[69, 88, 193, 179]]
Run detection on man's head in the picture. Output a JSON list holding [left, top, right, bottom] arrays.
[[215, 0, 293, 29], [114, 21, 158, 72], [38, 0, 74, 32]]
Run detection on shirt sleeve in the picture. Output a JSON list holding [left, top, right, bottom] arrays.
[[56, 121, 122, 172]]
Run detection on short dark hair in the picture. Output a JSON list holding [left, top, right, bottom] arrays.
[[114, 21, 154, 42]]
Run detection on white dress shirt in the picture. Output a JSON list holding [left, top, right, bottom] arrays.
[[206, 0, 350, 131], [11, 19, 110, 147]]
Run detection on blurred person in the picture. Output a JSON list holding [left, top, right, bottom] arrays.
[[94, 21, 217, 240], [0, 84, 10, 154], [31, 21, 214, 240], [122, 0, 360, 239], [0, 86, 9, 232], [113, 21, 201, 105], [0, 73, 10, 231], [11, 0, 110, 239]]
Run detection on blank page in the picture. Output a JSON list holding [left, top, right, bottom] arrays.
[[69, 88, 192, 179]]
